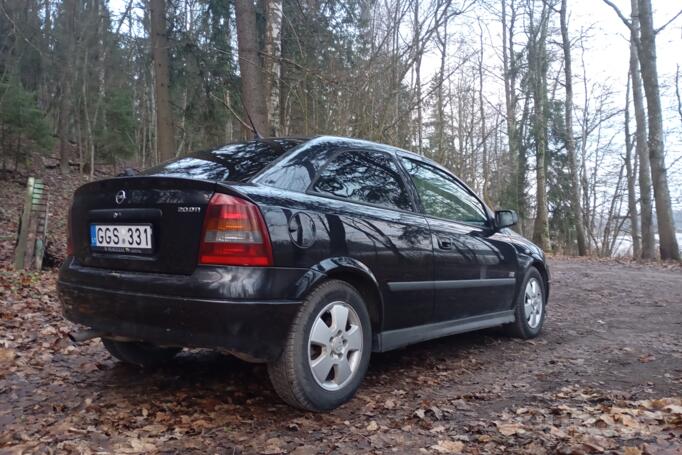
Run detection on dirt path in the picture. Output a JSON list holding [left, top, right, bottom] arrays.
[[1, 258, 681, 454]]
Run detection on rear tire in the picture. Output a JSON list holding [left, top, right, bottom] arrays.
[[505, 267, 546, 339], [267, 280, 372, 411], [102, 339, 180, 368]]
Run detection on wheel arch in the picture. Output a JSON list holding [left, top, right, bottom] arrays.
[[513, 250, 550, 304], [530, 259, 550, 302], [293, 257, 384, 335]]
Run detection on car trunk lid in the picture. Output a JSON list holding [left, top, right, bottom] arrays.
[[70, 176, 216, 274], [69, 139, 305, 274]]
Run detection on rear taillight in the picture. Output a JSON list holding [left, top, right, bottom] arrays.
[[199, 193, 273, 266], [66, 206, 74, 256]]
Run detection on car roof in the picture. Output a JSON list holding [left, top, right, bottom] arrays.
[[296, 135, 449, 171], [245, 134, 451, 177], [237, 135, 431, 163], [251, 135, 491, 214]]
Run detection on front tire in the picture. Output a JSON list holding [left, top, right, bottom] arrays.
[[268, 280, 372, 411], [102, 339, 180, 368], [506, 267, 546, 339]]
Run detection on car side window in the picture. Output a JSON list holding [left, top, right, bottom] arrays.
[[312, 150, 413, 211], [399, 157, 488, 225]]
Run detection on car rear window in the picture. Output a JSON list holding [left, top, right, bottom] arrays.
[[143, 139, 303, 182]]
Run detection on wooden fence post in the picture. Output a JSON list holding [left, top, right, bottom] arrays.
[[14, 177, 49, 271], [14, 177, 35, 270]]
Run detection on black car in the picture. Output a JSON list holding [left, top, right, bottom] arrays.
[[58, 136, 549, 411]]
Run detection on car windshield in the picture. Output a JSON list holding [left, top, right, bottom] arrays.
[[143, 139, 303, 182]]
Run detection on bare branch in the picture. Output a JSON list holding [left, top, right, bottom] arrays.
[[209, 93, 255, 134], [668, 154, 682, 171], [601, 0, 632, 31], [113, 0, 134, 36], [655, 8, 682, 34]]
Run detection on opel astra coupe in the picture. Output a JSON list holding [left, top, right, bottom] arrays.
[[58, 136, 549, 411]]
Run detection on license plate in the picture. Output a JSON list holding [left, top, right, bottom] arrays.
[[90, 224, 153, 253]]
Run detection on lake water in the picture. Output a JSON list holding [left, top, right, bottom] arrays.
[[610, 233, 682, 257]]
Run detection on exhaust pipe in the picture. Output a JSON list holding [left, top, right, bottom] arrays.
[[68, 329, 106, 343]]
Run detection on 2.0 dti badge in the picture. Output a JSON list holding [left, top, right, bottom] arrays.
[[58, 136, 550, 411]]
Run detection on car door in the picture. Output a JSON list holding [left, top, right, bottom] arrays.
[[398, 156, 517, 321], [308, 148, 435, 331]]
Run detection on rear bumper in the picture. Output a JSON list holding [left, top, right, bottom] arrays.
[[58, 258, 315, 361]]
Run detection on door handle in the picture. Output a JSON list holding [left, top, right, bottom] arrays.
[[437, 236, 454, 250]]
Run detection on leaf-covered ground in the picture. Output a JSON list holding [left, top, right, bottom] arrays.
[[1, 174, 681, 454]]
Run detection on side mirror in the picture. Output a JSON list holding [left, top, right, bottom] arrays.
[[495, 210, 518, 230]]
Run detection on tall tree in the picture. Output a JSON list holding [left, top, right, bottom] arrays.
[[234, 0, 268, 136], [676, 65, 682, 126], [603, 0, 680, 260], [636, 0, 680, 260], [264, 0, 283, 136], [54, 0, 77, 173], [624, 72, 641, 258], [528, 0, 552, 251], [628, 3, 655, 259], [501, 0, 526, 226], [150, 0, 175, 161], [413, 2, 423, 154], [559, 0, 587, 255], [478, 20, 489, 200], [433, 7, 449, 163]]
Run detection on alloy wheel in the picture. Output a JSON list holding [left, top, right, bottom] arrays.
[[307, 301, 363, 391], [524, 277, 543, 329]]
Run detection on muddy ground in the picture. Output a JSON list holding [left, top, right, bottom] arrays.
[[0, 173, 681, 454], [1, 258, 680, 454]]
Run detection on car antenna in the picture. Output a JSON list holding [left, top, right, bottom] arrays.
[[243, 104, 263, 140]]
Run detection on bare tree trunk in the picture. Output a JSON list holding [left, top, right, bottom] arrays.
[[264, 0, 282, 136], [58, 93, 71, 174], [82, 48, 95, 179], [559, 0, 587, 255], [224, 91, 234, 142], [57, 0, 76, 175], [502, 0, 524, 220], [676, 64, 682, 126], [529, 1, 551, 251], [413, 2, 423, 154], [94, 0, 107, 175], [150, 0, 175, 162], [478, 20, 489, 201], [628, 2, 656, 260], [601, 163, 625, 257], [637, 0, 680, 261], [624, 72, 641, 258], [235, 0, 268, 136], [436, 14, 448, 162]]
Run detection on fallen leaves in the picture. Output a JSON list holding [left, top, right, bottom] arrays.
[[495, 422, 526, 436], [483, 388, 682, 455], [128, 438, 158, 453], [414, 405, 446, 422], [431, 440, 465, 454], [639, 353, 656, 363], [0, 347, 16, 364], [260, 438, 287, 454]]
